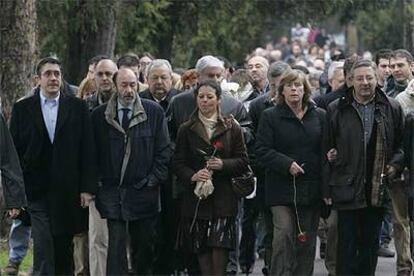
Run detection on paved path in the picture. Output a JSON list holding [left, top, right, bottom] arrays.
[[247, 239, 397, 275]]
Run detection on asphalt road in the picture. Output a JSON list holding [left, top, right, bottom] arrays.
[[247, 239, 397, 275]]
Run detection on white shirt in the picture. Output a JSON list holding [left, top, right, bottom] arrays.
[[40, 90, 60, 143]]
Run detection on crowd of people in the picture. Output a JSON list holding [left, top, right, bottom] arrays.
[[1, 33, 414, 276]]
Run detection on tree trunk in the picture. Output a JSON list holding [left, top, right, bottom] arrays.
[[0, 0, 37, 120], [408, 0, 414, 52], [66, 0, 118, 85]]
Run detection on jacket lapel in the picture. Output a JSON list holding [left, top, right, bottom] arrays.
[[190, 120, 211, 145], [54, 94, 69, 140], [29, 91, 46, 139]]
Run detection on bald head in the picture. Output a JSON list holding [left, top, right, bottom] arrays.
[[116, 68, 138, 106], [247, 56, 269, 89], [95, 59, 118, 94]]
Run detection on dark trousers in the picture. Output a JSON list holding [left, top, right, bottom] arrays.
[[28, 199, 74, 276], [154, 180, 179, 275], [239, 198, 273, 271], [107, 215, 159, 276], [380, 200, 393, 245], [336, 207, 384, 276]]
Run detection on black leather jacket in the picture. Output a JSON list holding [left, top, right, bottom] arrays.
[[324, 88, 404, 210]]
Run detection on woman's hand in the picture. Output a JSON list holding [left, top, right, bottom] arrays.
[[289, 162, 305, 177], [191, 168, 211, 182], [206, 157, 223, 171]]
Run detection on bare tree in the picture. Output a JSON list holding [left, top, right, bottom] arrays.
[[0, 0, 37, 120]]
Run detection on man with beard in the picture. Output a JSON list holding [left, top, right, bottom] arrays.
[[140, 59, 180, 112], [324, 59, 404, 275], [92, 68, 170, 275]]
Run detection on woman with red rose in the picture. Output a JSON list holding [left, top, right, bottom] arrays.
[[256, 69, 326, 276], [173, 80, 249, 276]]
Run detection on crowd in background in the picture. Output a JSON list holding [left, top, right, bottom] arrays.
[[1, 25, 414, 276]]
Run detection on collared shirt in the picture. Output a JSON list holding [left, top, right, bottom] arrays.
[[352, 99, 375, 146], [117, 100, 134, 122], [40, 90, 60, 143]]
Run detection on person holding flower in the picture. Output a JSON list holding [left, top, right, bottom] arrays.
[[173, 80, 249, 275], [256, 69, 326, 276]]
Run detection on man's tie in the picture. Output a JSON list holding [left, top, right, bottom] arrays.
[[121, 108, 130, 131]]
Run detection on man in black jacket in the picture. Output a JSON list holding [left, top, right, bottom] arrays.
[[140, 59, 180, 112], [92, 68, 171, 275], [324, 59, 404, 275], [139, 59, 180, 274], [10, 57, 96, 275]]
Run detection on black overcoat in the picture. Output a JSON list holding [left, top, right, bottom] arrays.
[[256, 103, 325, 207], [9, 90, 96, 235]]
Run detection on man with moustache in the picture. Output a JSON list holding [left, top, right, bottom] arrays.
[[10, 57, 96, 275], [91, 68, 171, 275], [324, 59, 404, 275]]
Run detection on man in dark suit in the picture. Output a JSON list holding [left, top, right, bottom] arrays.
[[9, 57, 96, 275]]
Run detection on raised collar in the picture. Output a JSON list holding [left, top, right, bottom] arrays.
[[105, 93, 147, 134], [337, 86, 389, 109]]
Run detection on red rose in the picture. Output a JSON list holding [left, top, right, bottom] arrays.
[[297, 232, 307, 243], [213, 140, 224, 150]]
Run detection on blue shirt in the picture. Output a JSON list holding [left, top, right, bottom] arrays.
[[40, 91, 60, 143], [352, 99, 375, 146]]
